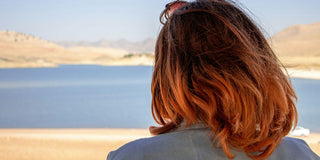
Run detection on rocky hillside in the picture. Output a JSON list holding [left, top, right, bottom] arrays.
[[271, 21, 320, 57], [270, 21, 320, 69]]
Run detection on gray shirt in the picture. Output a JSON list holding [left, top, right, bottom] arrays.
[[107, 124, 320, 160]]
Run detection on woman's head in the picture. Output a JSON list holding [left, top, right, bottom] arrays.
[[151, 0, 297, 159]]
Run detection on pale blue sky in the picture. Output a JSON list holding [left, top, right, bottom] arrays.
[[0, 0, 319, 42]]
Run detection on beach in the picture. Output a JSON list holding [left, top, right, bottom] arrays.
[[0, 129, 150, 160], [0, 129, 319, 160]]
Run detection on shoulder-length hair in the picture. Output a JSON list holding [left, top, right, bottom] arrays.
[[150, 0, 297, 159]]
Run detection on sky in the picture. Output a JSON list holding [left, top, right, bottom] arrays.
[[0, 0, 319, 42]]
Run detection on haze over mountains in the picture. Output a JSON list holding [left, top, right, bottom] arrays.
[[0, 21, 320, 68], [56, 39, 156, 54]]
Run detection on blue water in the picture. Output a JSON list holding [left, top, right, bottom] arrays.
[[0, 65, 319, 132]]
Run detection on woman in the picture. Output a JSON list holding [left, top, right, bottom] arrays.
[[107, 0, 320, 159]]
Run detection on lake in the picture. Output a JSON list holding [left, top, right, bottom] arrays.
[[0, 65, 319, 132]]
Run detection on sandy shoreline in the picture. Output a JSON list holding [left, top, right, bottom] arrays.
[[0, 129, 151, 160], [0, 129, 319, 160]]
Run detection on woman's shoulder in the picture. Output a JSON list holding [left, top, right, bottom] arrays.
[[269, 137, 320, 160], [106, 125, 222, 160], [107, 131, 320, 160], [106, 137, 154, 160], [107, 131, 193, 160]]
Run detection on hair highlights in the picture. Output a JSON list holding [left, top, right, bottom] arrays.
[[150, 0, 297, 159]]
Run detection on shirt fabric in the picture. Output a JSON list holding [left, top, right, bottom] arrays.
[[107, 124, 320, 160]]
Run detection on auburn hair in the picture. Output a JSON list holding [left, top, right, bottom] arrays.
[[150, 0, 297, 160]]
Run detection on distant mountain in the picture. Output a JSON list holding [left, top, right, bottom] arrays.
[[270, 21, 320, 69], [0, 31, 153, 68], [0, 31, 66, 68], [56, 38, 156, 54], [271, 21, 320, 57], [0, 30, 61, 48]]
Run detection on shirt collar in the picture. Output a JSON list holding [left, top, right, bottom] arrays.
[[175, 120, 208, 132]]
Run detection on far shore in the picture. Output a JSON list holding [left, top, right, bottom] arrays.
[[0, 64, 320, 80], [287, 68, 320, 80], [0, 128, 319, 160]]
